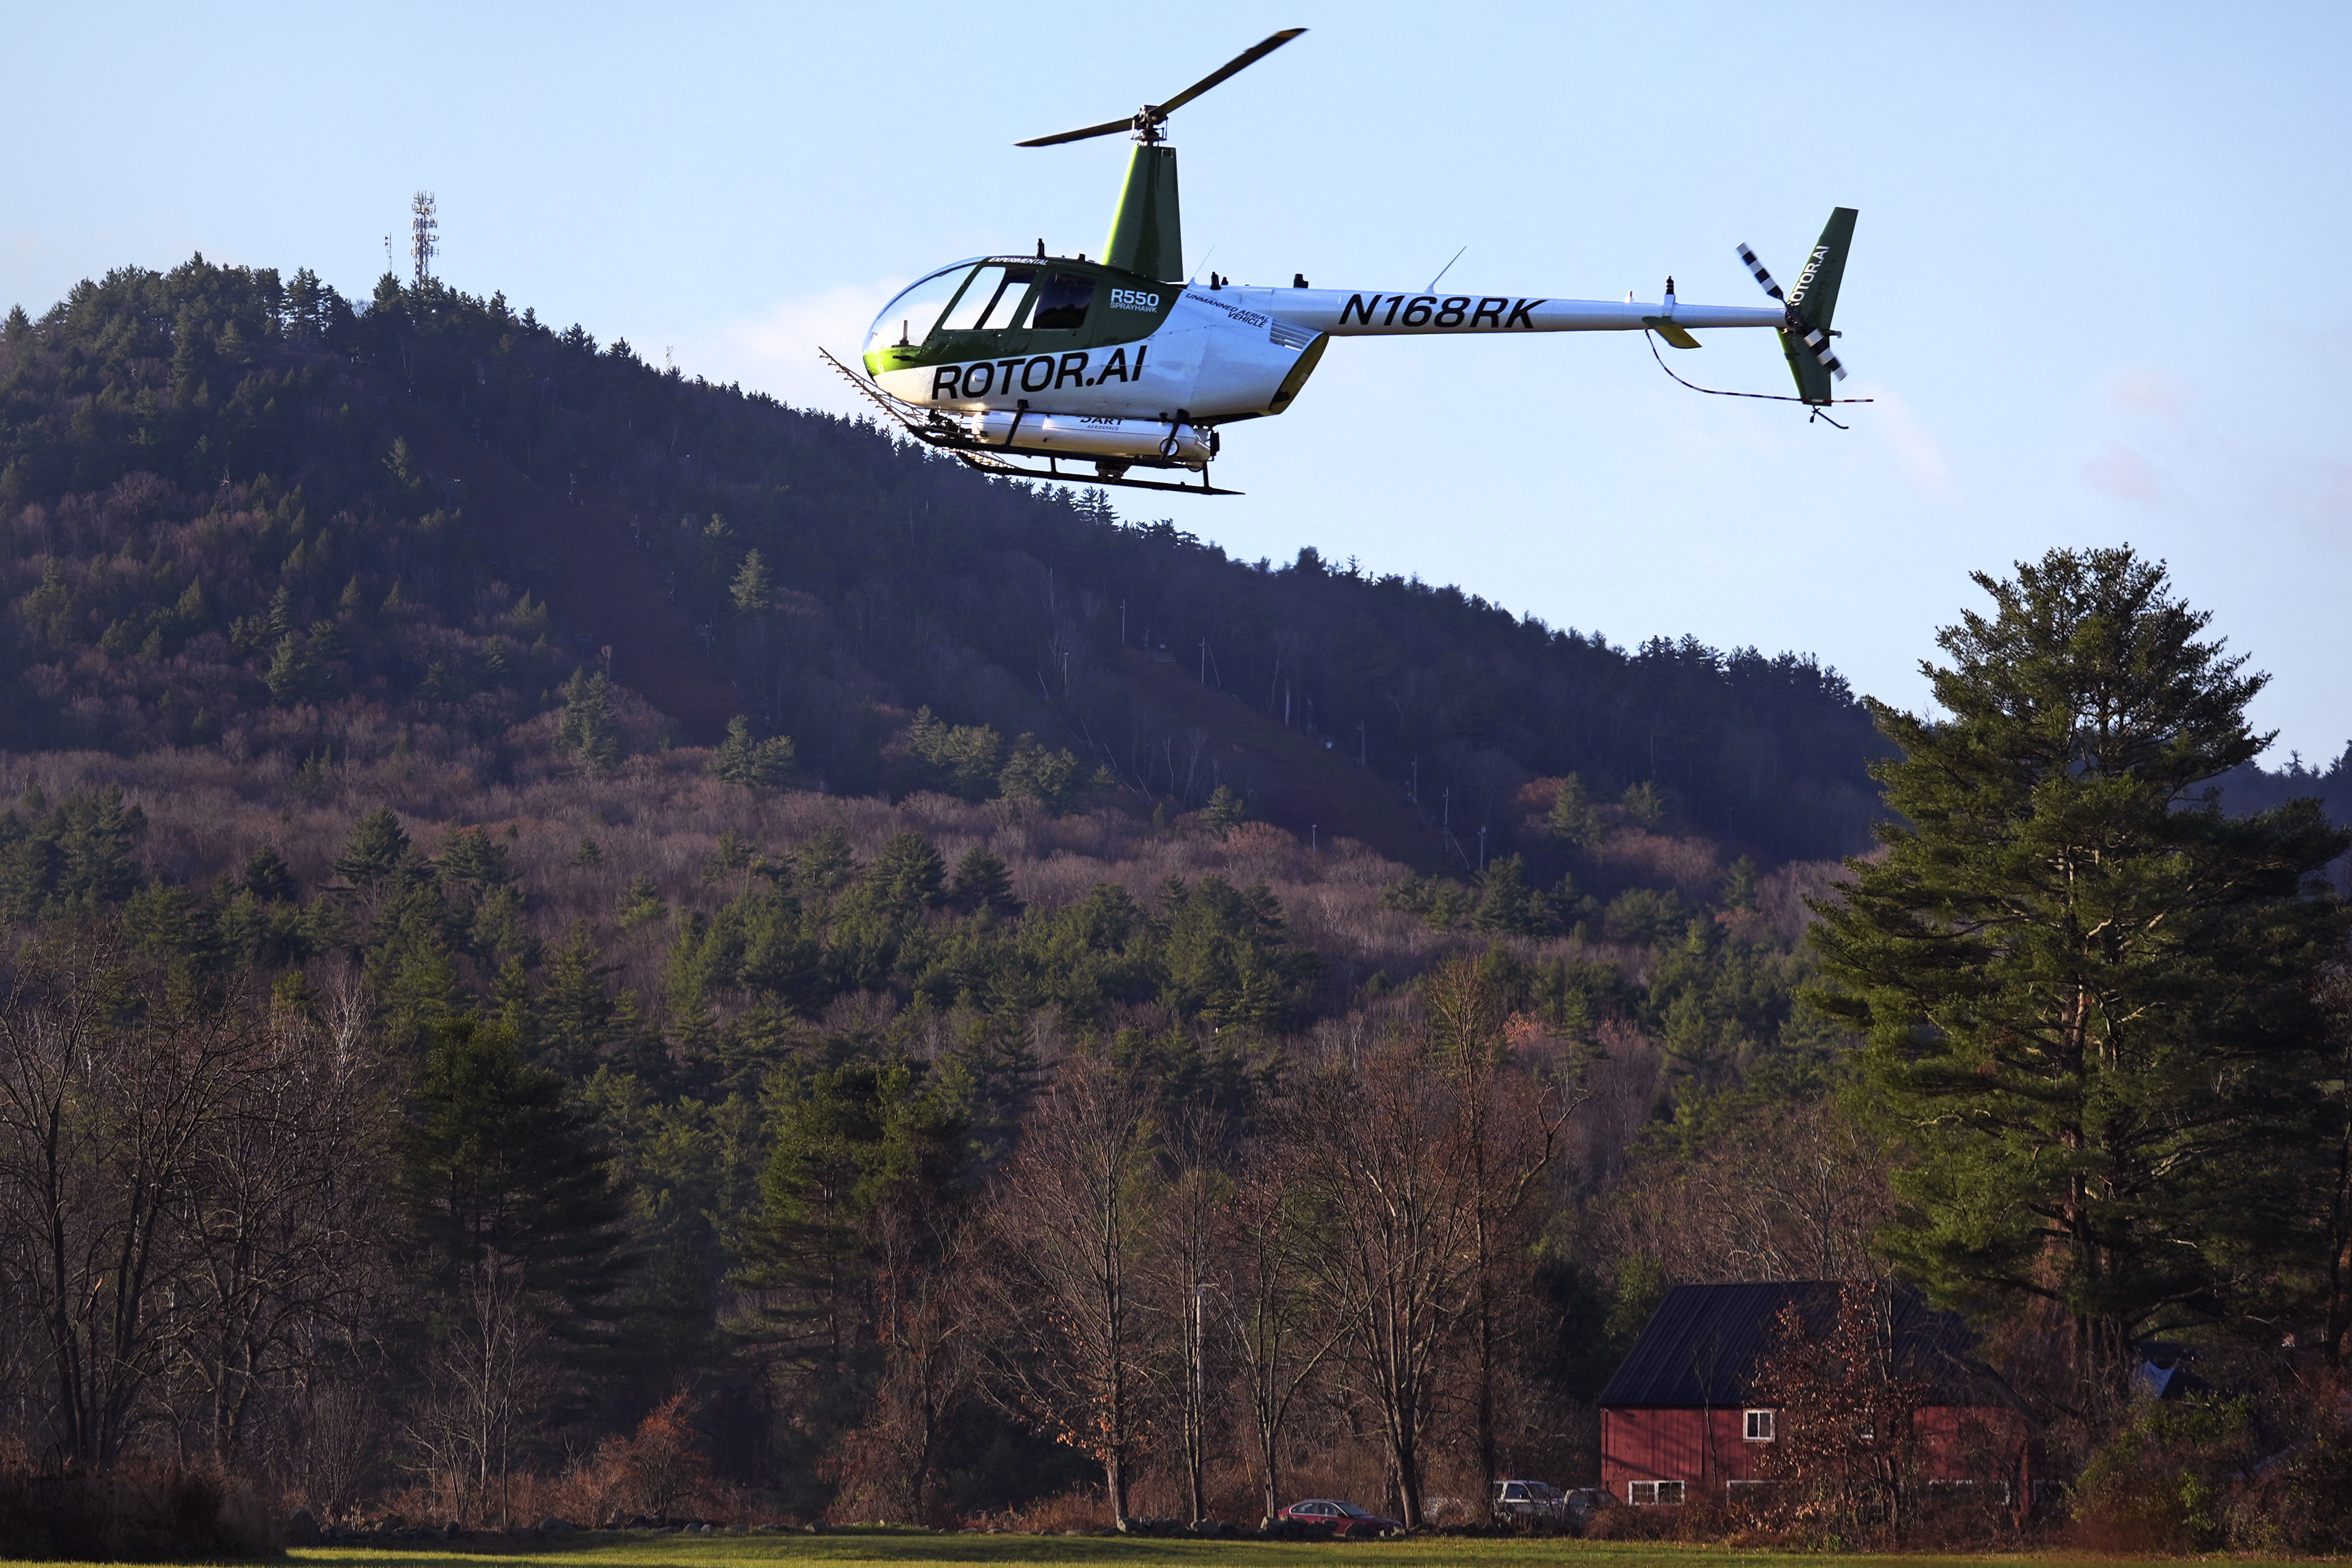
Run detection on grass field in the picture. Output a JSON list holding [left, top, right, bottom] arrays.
[[5, 1531, 2339, 1568], [0, 1532, 2278, 1568]]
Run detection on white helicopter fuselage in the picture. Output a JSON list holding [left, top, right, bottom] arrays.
[[866, 280, 1788, 467]]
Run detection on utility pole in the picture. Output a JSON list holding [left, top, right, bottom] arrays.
[[1199, 638, 1207, 683]]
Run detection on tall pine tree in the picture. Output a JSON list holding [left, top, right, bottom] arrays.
[[1813, 547, 2347, 1395]]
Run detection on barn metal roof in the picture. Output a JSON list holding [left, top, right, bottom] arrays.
[[1596, 1280, 1985, 1408]]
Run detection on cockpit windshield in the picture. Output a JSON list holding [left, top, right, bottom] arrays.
[[864, 263, 979, 357]]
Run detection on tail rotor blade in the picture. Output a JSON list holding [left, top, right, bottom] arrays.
[[1800, 325, 1848, 381], [1736, 243, 1785, 302]]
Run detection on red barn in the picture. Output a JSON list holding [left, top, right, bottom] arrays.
[[1597, 1280, 2032, 1506]]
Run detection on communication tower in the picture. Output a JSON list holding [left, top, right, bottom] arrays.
[[410, 191, 439, 284]]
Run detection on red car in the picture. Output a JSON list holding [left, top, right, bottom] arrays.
[[1277, 1498, 1402, 1536]]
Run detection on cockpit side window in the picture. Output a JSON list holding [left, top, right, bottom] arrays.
[[939, 265, 1037, 332], [1032, 270, 1097, 329]]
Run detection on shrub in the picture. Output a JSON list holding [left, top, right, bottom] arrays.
[[0, 1465, 281, 1560], [2068, 1394, 2256, 1552]]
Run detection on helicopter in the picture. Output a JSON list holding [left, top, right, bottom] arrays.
[[828, 28, 1858, 496]]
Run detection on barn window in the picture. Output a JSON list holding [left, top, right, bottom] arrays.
[[1745, 1409, 1776, 1442], [1627, 1480, 1685, 1506]]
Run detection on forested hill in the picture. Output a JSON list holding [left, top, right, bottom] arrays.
[[1, 256, 1888, 867]]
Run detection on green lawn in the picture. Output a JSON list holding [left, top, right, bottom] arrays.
[[2, 1536, 2339, 1568], [249, 1535, 2348, 1568]]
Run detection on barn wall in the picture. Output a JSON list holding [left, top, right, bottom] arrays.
[[1601, 1408, 1768, 1492], [1602, 1403, 2035, 1498], [1917, 1405, 2037, 1488]]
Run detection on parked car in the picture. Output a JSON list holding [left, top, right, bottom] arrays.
[[1491, 1479, 1570, 1524], [1277, 1498, 1402, 1536]]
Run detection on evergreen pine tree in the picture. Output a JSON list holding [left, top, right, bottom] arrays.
[[948, 846, 1019, 916], [398, 1015, 634, 1327], [868, 831, 946, 918], [241, 844, 298, 903], [555, 668, 623, 775], [538, 922, 620, 1076], [710, 715, 796, 789], [729, 549, 774, 617], [1548, 773, 1603, 847], [733, 1061, 970, 1373], [1721, 854, 1760, 911], [998, 735, 1082, 813], [264, 631, 323, 706], [332, 807, 411, 889], [1470, 853, 1555, 937], [1813, 547, 2350, 1395], [1200, 783, 1247, 835], [437, 825, 513, 891]]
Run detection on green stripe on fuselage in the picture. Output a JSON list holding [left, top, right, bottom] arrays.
[[863, 258, 1181, 378]]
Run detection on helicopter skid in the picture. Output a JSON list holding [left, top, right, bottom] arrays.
[[948, 448, 1241, 496], [819, 347, 1242, 495]]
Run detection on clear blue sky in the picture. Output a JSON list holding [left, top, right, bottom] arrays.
[[8, 1, 2347, 762]]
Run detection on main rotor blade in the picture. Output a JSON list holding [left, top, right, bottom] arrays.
[[1154, 27, 1306, 119], [1015, 116, 1139, 148]]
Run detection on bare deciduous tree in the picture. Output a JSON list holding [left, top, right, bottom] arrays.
[[1597, 1094, 1892, 1288], [1214, 1130, 1337, 1526], [168, 976, 388, 1469], [404, 1250, 545, 1527], [980, 1054, 1162, 1527], [1424, 954, 1587, 1499], [1158, 1109, 1225, 1527], [1287, 1038, 1480, 1528], [832, 1200, 978, 1523], [0, 948, 359, 1472]]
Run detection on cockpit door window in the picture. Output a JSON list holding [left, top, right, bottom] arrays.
[[939, 264, 1037, 332], [1031, 270, 1098, 329]]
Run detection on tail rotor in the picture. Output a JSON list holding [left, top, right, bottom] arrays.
[[1736, 208, 1858, 402]]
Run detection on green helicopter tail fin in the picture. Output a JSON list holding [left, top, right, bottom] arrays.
[[1777, 206, 1857, 404]]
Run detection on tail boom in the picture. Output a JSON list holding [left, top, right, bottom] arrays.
[[1214, 286, 1783, 336]]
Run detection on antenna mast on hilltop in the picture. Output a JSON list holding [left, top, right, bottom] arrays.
[[410, 191, 439, 284]]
